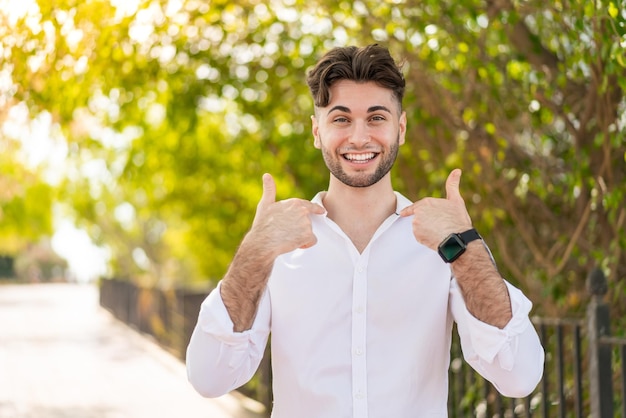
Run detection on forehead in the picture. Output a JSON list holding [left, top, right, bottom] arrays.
[[324, 80, 399, 112]]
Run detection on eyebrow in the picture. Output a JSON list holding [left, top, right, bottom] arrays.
[[327, 105, 393, 116]]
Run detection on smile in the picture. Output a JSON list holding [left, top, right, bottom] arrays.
[[342, 152, 378, 163]]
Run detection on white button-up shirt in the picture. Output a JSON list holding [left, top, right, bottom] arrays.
[[186, 192, 544, 418]]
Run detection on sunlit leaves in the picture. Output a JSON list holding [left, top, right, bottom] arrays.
[[0, 156, 54, 254], [2, 0, 624, 319]]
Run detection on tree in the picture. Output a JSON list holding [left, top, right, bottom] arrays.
[[3, 0, 624, 320], [357, 0, 626, 316], [0, 139, 54, 255]]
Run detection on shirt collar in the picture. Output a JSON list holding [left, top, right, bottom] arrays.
[[311, 191, 414, 215]]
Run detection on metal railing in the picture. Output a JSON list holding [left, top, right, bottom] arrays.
[[100, 268, 626, 417], [447, 268, 626, 417]]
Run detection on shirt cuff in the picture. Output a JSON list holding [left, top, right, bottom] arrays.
[[198, 281, 268, 342], [455, 281, 533, 370], [197, 282, 270, 369]]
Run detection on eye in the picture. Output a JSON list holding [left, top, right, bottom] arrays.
[[370, 115, 386, 122], [333, 116, 350, 123]]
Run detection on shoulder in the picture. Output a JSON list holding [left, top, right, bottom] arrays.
[[394, 191, 414, 213]]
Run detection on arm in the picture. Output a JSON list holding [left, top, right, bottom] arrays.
[[186, 173, 325, 397], [450, 278, 544, 398], [186, 283, 271, 397], [400, 169, 543, 395], [221, 173, 325, 331], [450, 240, 511, 328], [400, 169, 512, 328], [220, 236, 276, 332]]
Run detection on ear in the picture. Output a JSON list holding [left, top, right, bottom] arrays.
[[311, 114, 321, 149], [398, 111, 407, 146]]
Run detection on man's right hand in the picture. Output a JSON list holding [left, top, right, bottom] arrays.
[[249, 173, 326, 257], [220, 173, 325, 332]]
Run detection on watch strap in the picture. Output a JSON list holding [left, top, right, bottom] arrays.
[[458, 228, 481, 244]]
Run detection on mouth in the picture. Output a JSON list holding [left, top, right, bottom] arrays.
[[342, 152, 379, 164]]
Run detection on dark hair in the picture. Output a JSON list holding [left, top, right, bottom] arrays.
[[306, 44, 405, 108]]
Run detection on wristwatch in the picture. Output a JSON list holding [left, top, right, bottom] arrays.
[[437, 228, 482, 263]]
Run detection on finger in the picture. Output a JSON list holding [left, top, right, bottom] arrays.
[[258, 173, 276, 208], [304, 202, 326, 215], [299, 235, 318, 249], [281, 198, 326, 215], [445, 169, 464, 203], [399, 205, 414, 217]]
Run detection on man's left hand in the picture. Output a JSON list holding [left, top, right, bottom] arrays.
[[399, 169, 473, 250]]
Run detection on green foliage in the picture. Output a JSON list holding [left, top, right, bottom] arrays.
[[0, 142, 54, 253], [2, 0, 624, 322]]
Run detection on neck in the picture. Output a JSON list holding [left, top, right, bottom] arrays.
[[322, 174, 397, 248]]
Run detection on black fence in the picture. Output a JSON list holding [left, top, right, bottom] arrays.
[[100, 268, 626, 417], [448, 317, 587, 417], [99, 279, 210, 358], [98, 278, 273, 407], [447, 268, 626, 417], [0, 255, 15, 278]]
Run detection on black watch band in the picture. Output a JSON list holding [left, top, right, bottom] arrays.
[[437, 228, 482, 263], [458, 228, 481, 244]]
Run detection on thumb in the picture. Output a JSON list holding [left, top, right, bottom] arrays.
[[258, 173, 276, 208], [445, 169, 464, 202]]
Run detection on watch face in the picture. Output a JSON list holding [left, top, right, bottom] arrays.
[[438, 234, 466, 263]]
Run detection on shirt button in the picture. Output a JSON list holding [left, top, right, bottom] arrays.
[[355, 306, 364, 314], [355, 391, 364, 399], [354, 348, 363, 355], [357, 266, 364, 273]]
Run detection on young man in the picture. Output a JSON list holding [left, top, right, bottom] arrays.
[[186, 44, 544, 418]]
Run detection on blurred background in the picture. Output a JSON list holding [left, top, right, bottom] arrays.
[[2, 0, 624, 316], [0, 0, 625, 413]]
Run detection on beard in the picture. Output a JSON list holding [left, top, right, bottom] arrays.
[[320, 136, 400, 188]]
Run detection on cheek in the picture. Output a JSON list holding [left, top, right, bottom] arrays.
[[316, 128, 352, 151], [314, 131, 338, 150]]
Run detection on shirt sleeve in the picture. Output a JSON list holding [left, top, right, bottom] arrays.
[[450, 279, 545, 398], [185, 281, 271, 398]]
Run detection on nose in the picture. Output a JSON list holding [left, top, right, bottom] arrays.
[[348, 120, 370, 147]]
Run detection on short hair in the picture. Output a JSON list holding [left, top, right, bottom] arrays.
[[306, 44, 406, 109]]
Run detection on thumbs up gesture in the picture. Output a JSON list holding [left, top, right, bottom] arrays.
[[250, 173, 326, 256], [399, 169, 473, 250]]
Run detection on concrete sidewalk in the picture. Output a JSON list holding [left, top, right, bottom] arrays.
[[0, 283, 266, 418]]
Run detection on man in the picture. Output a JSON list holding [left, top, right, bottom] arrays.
[[186, 44, 544, 418]]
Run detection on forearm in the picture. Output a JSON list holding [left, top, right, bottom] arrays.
[[451, 280, 544, 398], [221, 233, 277, 332], [451, 240, 512, 328]]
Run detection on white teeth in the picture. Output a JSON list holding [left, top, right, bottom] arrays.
[[344, 153, 376, 161]]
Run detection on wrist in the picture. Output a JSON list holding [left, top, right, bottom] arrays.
[[240, 230, 281, 260], [437, 228, 482, 263]]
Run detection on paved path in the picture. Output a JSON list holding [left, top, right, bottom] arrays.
[[0, 283, 266, 418]]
